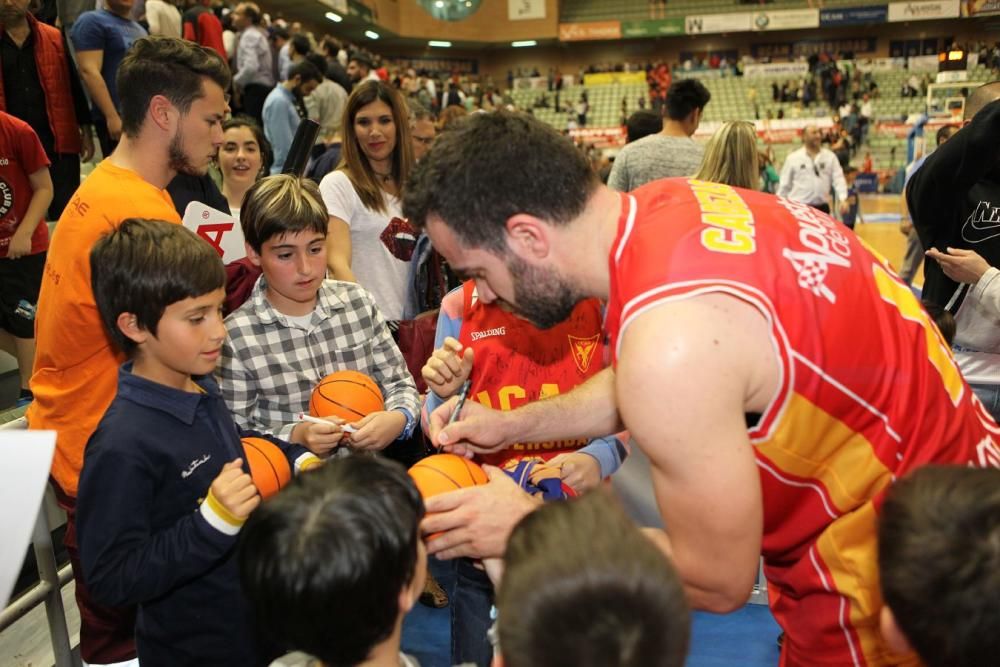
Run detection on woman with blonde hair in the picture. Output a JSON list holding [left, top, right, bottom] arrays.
[[693, 120, 760, 190], [319, 80, 416, 321]]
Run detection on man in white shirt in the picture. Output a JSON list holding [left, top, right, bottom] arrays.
[[777, 125, 849, 216]]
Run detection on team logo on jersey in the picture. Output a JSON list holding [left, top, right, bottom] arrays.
[[961, 201, 1000, 245], [0, 177, 13, 219], [569, 333, 600, 374]]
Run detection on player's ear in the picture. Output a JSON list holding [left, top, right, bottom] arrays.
[[117, 312, 149, 345], [505, 214, 550, 260], [879, 605, 912, 656]]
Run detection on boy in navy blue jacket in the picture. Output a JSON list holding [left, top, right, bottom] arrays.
[[76, 218, 320, 666]]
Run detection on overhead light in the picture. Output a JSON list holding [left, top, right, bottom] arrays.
[[324, 11, 342, 22], [365, 30, 380, 39], [512, 40, 536, 48], [435, 0, 444, 6], [429, 40, 452, 47]]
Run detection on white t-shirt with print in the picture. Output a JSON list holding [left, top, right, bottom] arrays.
[[319, 170, 415, 321]]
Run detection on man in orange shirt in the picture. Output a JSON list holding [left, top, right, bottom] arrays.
[[28, 35, 229, 666]]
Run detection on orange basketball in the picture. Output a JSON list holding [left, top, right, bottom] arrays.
[[309, 370, 384, 422], [242, 437, 292, 500], [408, 454, 489, 500]]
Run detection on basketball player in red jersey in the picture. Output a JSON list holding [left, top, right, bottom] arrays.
[[403, 112, 1000, 667]]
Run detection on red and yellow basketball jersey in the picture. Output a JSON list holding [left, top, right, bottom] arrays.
[[456, 281, 606, 469], [606, 178, 1000, 667]]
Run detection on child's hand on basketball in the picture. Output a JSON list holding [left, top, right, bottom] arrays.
[[292, 419, 346, 457], [548, 452, 602, 493], [210, 458, 260, 520], [422, 337, 474, 399], [347, 410, 407, 451]]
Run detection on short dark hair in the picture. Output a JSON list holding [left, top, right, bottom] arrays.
[[290, 33, 311, 57], [664, 79, 712, 121], [348, 51, 373, 70], [936, 124, 958, 145], [922, 300, 956, 345], [221, 115, 274, 177], [117, 36, 231, 138], [91, 219, 225, 356], [403, 111, 598, 253], [964, 80, 1000, 120], [236, 1, 262, 24], [240, 174, 328, 252], [288, 60, 322, 85], [625, 109, 662, 143], [304, 53, 328, 82], [240, 456, 425, 667], [498, 492, 690, 667], [288, 60, 323, 83], [879, 465, 1000, 667]]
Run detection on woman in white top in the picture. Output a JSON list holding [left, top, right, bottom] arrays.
[[319, 80, 417, 321], [218, 116, 272, 219]]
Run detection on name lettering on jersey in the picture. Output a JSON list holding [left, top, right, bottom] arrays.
[[975, 435, 1000, 468], [470, 326, 506, 341], [569, 333, 601, 373], [779, 198, 853, 304], [509, 438, 591, 452], [690, 179, 756, 255], [477, 382, 561, 412]]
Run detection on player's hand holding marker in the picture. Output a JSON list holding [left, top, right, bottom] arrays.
[[422, 336, 474, 398], [429, 395, 512, 458]]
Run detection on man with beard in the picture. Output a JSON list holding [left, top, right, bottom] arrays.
[[262, 60, 320, 174], [402, 112, 998, 667], [28, 35, 229, 667]]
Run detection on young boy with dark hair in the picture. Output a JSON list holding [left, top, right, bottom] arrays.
[[878, 464, 1000, 667], [240, 455, 427, 667], [496, 491, 691, 667], [77, 218, 319, 666], [219, 175, 420, 458]]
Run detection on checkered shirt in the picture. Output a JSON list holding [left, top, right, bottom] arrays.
[[219, 277, 420, 440]]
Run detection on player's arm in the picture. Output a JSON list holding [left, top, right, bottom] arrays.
[[74, 49, 121, 141], [616, 293, 769, 613], [8, 166, 54, 259], [429, 366, 623, 456]]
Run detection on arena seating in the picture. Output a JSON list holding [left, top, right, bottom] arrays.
[[514, 64, 993, 170]]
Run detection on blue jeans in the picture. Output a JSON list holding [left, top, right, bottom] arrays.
[[970, 383, 1000, 423], [450, 558, 494, 667]]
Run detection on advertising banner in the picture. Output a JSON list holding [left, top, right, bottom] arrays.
[[685, 12, 752, 34], [888, 0, 961, 21], [819, 5, 889, 26], [583, 71, 647, 86], [751, 8, 820, 31], [621, 18, 685, 37], [559, 21, 622, 41], [744, 62, 811, 78], [961, 0, 1000, 15]]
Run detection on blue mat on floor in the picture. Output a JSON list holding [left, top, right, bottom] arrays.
[[402, 556, 783, 667]]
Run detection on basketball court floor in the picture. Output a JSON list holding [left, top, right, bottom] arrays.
[[0, 194, 918, 666]]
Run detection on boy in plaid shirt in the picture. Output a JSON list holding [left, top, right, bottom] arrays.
[[219, 175, 420, 455]]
